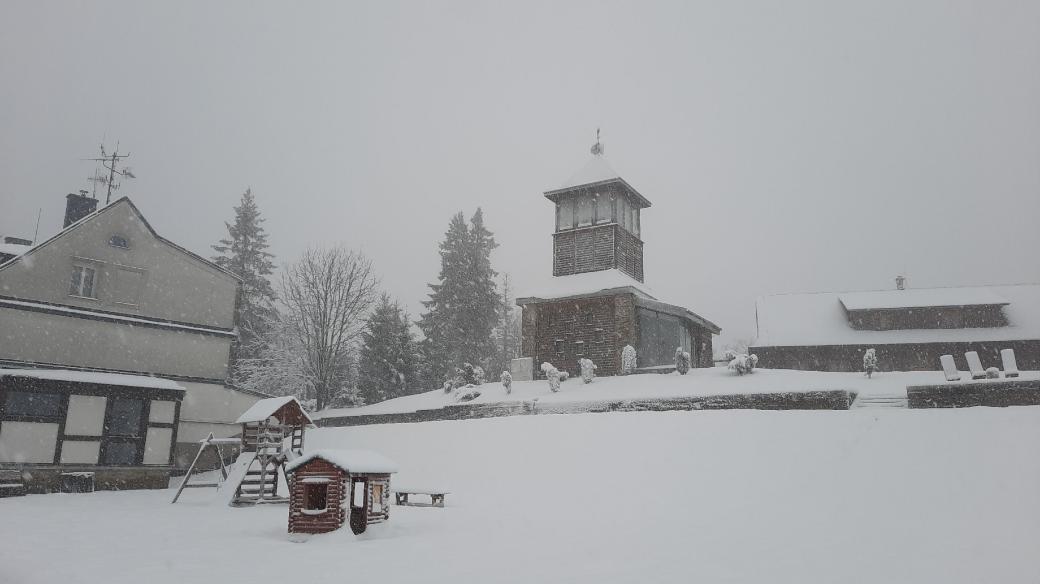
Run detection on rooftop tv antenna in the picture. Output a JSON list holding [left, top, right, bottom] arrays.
[[84, 142, 135, 204]]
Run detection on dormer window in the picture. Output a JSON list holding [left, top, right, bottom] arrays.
[[109, 235, 129, 249], [69, 265, 97, 298]]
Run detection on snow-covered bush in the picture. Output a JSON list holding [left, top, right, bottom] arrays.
[[442, 380, 454, 393], [455, 384, 481, 402], [559, 371, 570, 382], [473, 366, 486, 385], [863, 348, 879, 378], [579, 358, 597, 383], [985, 367, 1000, 379], [722, 349, 738, 362], [621, 345, 637, 375], [727, 353, 758, 375], [500, 370, 512, 394], [675, 347, 691, 375], [541, 362, 561, 392]]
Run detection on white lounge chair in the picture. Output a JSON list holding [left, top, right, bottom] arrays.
[[964, 351, 987, 380], [1000, 349, 1020, 378], [940, 354, 961, 382]]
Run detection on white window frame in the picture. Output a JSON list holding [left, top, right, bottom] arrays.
[[69, 264, 99, 299]]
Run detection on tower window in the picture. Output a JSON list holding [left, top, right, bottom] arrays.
[[595, 193, 612, 224], [576, 195, 594, 227], [557, 200, 574, 231]]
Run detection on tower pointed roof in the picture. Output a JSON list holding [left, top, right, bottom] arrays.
[[543, 154, 651, 207]]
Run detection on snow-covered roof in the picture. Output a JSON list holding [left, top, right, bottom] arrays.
[[234, 396, 314, 425], [754, 284, 1040, 347], [0, 242, 31, 258], [543, 155, 651, 207], [516, 269, 657, 303], [838, 288, 1009, 311], [0, 368, 184, 391], [285, 449, 399, 474]]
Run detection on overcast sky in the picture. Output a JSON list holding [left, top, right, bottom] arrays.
[[2, 1, 1038, 346]]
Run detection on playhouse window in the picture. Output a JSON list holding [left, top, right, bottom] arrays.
[[305, 483, 328, 511]]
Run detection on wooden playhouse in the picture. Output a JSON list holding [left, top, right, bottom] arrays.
[[284, 449, 398, 535]]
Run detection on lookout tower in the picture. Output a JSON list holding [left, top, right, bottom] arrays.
[[543, 133, 650, 282]]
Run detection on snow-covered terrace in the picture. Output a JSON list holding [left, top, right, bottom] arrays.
[[0, 368, 184, 391]]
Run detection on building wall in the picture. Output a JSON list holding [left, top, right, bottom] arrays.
[[0, 307, 232, 380], [614, 226, 644, 282], [752, 339, 1040, 372], [0, 201, 238, 329], [527, 294, 632, 377], [846, 305, 1008, 330], [552, 224, 645, 283]]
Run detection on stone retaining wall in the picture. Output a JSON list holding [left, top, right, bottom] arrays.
[[907, 379, 1040, 408], [318, 390, 858, 428]]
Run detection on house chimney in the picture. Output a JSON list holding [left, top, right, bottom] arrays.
[[64, 192, 99, 228], [895, 275, 906, 290]]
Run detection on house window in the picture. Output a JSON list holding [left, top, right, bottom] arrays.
[[108, 235, 129, 249], [3, 391, 64, 420], [69, 265, 97, 298], [305, 483, 328, 511]]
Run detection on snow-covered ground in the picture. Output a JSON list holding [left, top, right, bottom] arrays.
[[3, 406, 1040, 583], [319, 367, 1040, 417]]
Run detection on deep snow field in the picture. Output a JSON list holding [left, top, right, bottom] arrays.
[[319, 367, 1040, 417], [3, 406, 1040, 584]]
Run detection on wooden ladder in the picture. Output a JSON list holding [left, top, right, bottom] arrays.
[[231, 429, 289, 506], [170, 433, 233, 504]]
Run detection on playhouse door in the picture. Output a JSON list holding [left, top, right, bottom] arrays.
[[349, 477, 368, 535]]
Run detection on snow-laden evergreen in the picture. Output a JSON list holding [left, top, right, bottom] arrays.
[[211, 188, 277, 381], [728, 353, 758, 375], [863, 348, 879, 379], [418, 209, 500, 387], [500, 370, 512, 394], [621, 345, 637, 375], [579, 358, 597, 383], [358, 294, 420, 405], [541, 361, 561, 392], [675, 347, 691, 375]]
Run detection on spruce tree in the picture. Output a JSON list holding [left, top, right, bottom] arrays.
[[212, 188, 277, 380], [418, 209, 499, 385], [359, 294, 419, 404]]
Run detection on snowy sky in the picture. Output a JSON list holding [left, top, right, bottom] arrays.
[[2, 1, 1039, 346]]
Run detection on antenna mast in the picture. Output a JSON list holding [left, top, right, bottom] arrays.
[[84, 142, 136, 204]]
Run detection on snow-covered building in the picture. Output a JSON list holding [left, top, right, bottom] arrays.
[[516, 138, 720, 376], [0, 193, 264, 490], [751, 281, 1040, 372]]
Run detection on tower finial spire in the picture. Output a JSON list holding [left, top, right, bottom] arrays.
[[590, 128, 604, 156]]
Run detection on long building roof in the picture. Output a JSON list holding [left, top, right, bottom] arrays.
[[753, 283, 1040, 347]]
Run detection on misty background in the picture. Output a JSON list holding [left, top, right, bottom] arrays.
[[2, 0, 1038, 346]]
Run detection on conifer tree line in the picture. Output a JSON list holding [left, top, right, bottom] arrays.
[[213, 191, 520, 410]]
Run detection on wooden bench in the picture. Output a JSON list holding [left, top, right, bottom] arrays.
[[394, 488, 449, 508]]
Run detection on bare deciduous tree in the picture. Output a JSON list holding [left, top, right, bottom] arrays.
[[280, 247, 378, 410]]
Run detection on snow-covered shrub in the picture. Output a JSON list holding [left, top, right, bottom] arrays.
[[863, 348, 879, 378], [455, 384, 481, 402], [559, 371, 570, 382], [473, 366, 486, 385], [675, 347, 691, 375], [621, 345, 637, 375], [985, 367, 1000, 379], [443, 380, 454, 393], [727, 353, 757, 376], [579, 358, 597, 383], [722, 349, 738, 362], [500, 370, 512, 394], [541, 362, 561, 392]]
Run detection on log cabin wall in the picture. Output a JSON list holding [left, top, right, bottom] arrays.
[[288, 459, 346, 534]]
